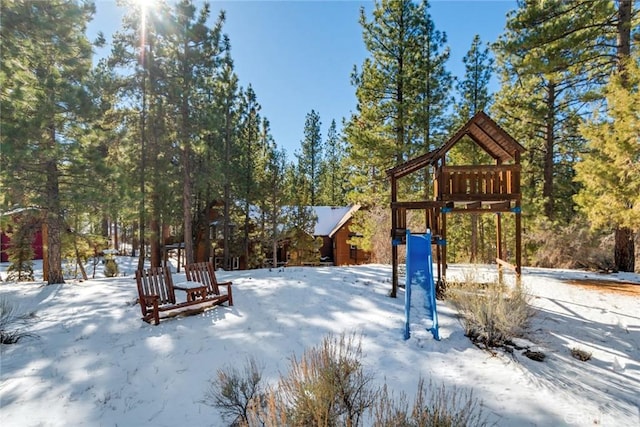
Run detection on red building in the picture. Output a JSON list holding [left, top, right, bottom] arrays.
[[0, 208, 44, 263]]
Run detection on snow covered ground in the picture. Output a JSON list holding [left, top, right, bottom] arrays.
[[0, 258, 638, 426]]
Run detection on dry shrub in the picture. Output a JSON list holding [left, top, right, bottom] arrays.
[[373, 379, 488, 427], [268, 332, 377, 427], [207, 334, 488, 426], [204, 356, 265, 426], [570, 348, 592, 362], [448, 279, 532, 350], [525, 219, 614, 271]]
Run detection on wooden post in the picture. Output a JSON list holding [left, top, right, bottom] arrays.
[[515, 151, 522, 286], [441, 209, 447, 288], [42, 220, 49, 283], [515, 202, 522, 286], [391, 245, 398, 298], [390, 176, 398, 298], [496, 212, 503, 284]]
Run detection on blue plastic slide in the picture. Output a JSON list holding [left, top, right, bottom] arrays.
[[404, 229, 440, 340]]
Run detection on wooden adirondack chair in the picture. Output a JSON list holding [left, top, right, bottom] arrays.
[[135, 266, 218, 325], [184, 261, 233, 306]]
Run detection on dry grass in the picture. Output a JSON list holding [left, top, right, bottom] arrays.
[[448, 277, 533, 350], [372, 379, 488, 427], [207, 333, 487, 426]]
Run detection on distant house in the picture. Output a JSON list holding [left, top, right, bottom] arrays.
[[0, 208, 44, 263], [311, 205, 370, 266]]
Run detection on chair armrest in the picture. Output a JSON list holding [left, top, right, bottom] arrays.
[[219, 281, 233, 306], [140, 295, 160, 325]]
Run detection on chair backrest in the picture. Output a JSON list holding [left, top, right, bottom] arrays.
[[184, 261, 220, 296], [135, 266, 176, 305]]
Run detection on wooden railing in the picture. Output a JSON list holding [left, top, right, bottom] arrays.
[[436, 165, 520, 200]]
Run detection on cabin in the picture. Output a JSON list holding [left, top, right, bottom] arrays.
[[277, 205, 370, 266], [386, 111, 525, 297], [313, 205, 370, 266], [0, 208, 44, 263]]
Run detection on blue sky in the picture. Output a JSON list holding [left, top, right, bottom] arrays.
[[90, 0, 516, 158]]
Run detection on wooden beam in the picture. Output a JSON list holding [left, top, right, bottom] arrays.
[[496, 257, 517, 271], [464, 201, 482, 209], [441, 193, 521, 202], [391, 201, 448, 210]]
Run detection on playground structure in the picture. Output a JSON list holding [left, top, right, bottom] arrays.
[[387, 111, 526, 298]]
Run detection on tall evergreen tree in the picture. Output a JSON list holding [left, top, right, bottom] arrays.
[[454, 35, 493, 122], [110, 0, 178, 268], [412, 1, 453, 152], [214, 48, 240, 269], [296, 109, 323, 206], [449, 35, 494, 262], [1, 0, 97, 284], [346, 0, 452, 207], [495, 0, 638, 270], [575, 63, 639, 273], [262, 136, 289, 268], [167, 0, 225, 265], [318, 119, 348, 206], [236, 85, 264, 268]]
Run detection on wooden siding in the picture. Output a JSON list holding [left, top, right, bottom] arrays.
[[333, 219, 370, 266]]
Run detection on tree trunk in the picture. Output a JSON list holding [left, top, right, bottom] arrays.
[[182, 143, 194, 265], [113, 218, 119, 251], [614, 227, 635, 272], [181, 38, 194, 266], [45, 124, 64, 284], [612, 0, 633, 270], [150, 216, 161, 268], [470, 214, 478, 262], [543, 81, 556, 219]]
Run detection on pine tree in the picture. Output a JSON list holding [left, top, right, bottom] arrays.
[[318, 119, 348, 206], [493, 1, 603, 222], [217, 49, 239, 269], [412, 1, 453, 152], [167, 0, 225, 265], [449, 35, 494, 262], [110, 0, 176, 268], [346, 0, 452, 205], [296, 110, 323, 206], [262, 136, 289, 268], [454, 35, 493, 123], [1, 0, 97, 284], [494, 0, 638, 269], [236, 85, 264, 268], [575, 56, 640, 272]]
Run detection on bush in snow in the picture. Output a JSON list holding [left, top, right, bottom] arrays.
[[372, 379, 488, 427], [104, 258, 119, 277], [525, 218, 615, 271], [204, 356, 265, 426], [207, 333, 486, 427], [4, 218, 36, 282], [570, 347, 592, 362], [449, 279, 532, 350], [0, 297, 37, 344], [269, 332, 376, 427]]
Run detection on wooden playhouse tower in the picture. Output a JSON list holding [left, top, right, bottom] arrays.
[[386, 111, 526, 297]]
